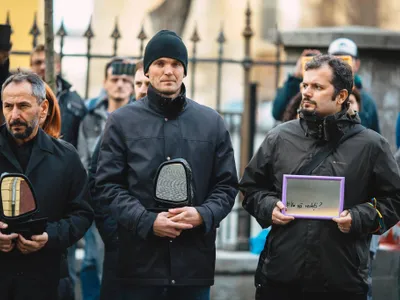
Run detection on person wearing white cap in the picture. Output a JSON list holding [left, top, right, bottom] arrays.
[[328, 37, 380, 133], [272, 38, 380, 134]]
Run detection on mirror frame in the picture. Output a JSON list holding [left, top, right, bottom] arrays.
[[153, 158, 192, 207], [0, 173, 39, 222]]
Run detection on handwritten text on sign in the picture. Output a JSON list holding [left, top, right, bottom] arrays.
[[284, 176, 344, 218]]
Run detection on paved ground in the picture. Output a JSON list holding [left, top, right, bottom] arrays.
[[73, 249, 400, 300], [211, 275, 254, 300]]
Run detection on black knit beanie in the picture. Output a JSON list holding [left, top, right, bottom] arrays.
[[144, 30, 188, 76]]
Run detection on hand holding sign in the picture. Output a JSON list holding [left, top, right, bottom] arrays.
[[333, 210, 352, 233], [272, 201, 294, 225]]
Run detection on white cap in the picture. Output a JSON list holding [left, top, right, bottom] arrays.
[[328, 38, 358, 57]]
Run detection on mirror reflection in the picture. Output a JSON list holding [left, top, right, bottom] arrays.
[[1, 176, 36, 217], [155, 163, 187, 202]]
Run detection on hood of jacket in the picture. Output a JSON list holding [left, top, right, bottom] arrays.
[[299, 107, 361, 143], [147, 83, 187, 119]]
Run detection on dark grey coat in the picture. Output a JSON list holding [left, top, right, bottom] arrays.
[[95, 85, 238, 286]]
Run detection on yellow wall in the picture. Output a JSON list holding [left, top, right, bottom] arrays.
[[2, 0, 41, 70]]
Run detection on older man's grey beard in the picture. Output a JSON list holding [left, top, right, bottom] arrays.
[[7, 118, 39, 140]]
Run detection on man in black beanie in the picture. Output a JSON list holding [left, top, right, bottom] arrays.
[[94, 30, 238, 300], [0, 24, 12, 124]]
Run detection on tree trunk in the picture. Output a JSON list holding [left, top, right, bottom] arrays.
[[44, 0, 56, 92]]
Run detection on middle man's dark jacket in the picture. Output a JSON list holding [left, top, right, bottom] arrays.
[[95, 84, 238, 286], [239, 109, 400, 293], [0, 125, 93, 280]]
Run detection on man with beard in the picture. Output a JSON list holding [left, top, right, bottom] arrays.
[[77, 57, 136, 300], [239, 55, 400, 300], [0, 71, 93, 300], [94, 30, 238, 300], [0, 24, 12, 124]]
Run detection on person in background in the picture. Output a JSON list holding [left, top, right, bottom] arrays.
[[78, 57, 136, 300], [41, 84, 61, 139], [133, 60, 150, 101], [87, 60, 149, 300], [272, 39, 380, 133], [30, 44, 87, 300]]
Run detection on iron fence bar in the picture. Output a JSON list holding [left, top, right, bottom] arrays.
[[29, 12, 41, 49], [216, 23, 225, 112], [111, 17, 121, 57], [275, 23, 282, 90], [6, 11, 12, 30], [10, 50, 297, 67], [83, 16, 95, 99], [237, 1, 254, 251], [190, 24, 200, 99], [137, 24, 147, 59], [56, 19, 67, 75]]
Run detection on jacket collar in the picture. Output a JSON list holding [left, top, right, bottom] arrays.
[[0, 125, 54, 176], [147, 83, 187, 118], [299, 107, 361, 142]]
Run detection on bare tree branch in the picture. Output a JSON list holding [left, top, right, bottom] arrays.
[[44, 0, 56, 92], [149, 0, 192, 36]]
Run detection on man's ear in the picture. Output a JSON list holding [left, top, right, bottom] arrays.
[[336, 89, 348, 105], [40, 99, 49, 119]]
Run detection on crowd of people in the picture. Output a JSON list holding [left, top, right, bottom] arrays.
[[0, 22, 399, 300]]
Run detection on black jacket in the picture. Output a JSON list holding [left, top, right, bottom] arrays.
[[0, 126, 93, 279], [88, 133, 119, 251], [239, 109, 400, 293], [95, 84, 238, 286], [57, 75, 87, 148]]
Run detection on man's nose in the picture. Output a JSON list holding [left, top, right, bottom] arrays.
[[140, 85, 148, 95], [164, 65, 173, 75], [11, 107, 21, 119], [302, 86, 312, 98]]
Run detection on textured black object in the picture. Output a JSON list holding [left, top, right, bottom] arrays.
[[154, 158, 193, 207]]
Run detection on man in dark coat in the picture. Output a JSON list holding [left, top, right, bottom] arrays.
[[0, 71, 93, 300], [240, 55, 400, 300], [94, 30, 238, 300]]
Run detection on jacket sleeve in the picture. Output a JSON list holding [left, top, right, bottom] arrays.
[[239, 132, 280, 228], [77, 121, 90, 170], [95, 114, 157, 240], [272, 75, 302, 121], [195, 116, 239, 234], [45, 149, 94, 250], [89, 135, 118, 245], [350, 138, 400, 235]]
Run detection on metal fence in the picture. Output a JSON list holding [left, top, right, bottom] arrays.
[[6, 3, 296, 250]]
